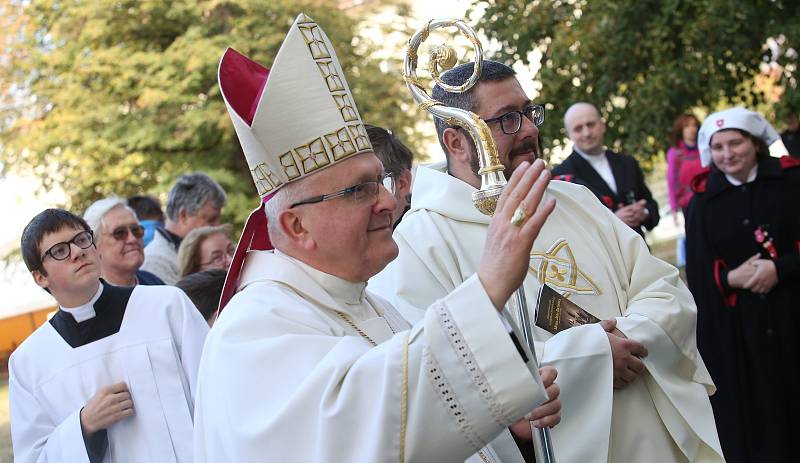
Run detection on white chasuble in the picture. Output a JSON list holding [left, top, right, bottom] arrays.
[[379, 165, 724, 463], [9, 284, 209, 463], [193, 251, 549, 462]]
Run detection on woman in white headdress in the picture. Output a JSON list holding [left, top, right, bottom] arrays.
[[685, 107, 800, 463]]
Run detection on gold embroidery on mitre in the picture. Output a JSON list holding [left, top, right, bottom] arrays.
[[279, 123, 368, 179], [272, 16, 372, 186], [333, 93, 358, 122], [529, 239, 602, 296], [298, 22, 331, 60], [348, 123, 371, 151], [279, 152, 302, 180], [250, 162, 284, 196], [294, 16, 372, 158], [317, 60, 346, 93], [294, 137, 332, 174], [325, 127, 356, 160]]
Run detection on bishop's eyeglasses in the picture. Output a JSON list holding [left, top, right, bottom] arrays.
[[483, 104, 546, 135], [40, 230, 95, 263], [290, 172, 396, 208]]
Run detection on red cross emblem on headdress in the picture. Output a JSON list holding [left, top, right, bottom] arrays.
[[716, 118, 724, 127]]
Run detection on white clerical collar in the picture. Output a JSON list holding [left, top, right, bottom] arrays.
[[573, 145, 607, 159], [275, 250, 367, 306], [574, 146, 617, 193], [60, 282, 103, 323], [725, 164, 759, 186]]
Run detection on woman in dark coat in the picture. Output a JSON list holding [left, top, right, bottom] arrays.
[[685, 107, 800, 463]]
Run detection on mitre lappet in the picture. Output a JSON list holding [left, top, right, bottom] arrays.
[[217, 13, 373, 310]]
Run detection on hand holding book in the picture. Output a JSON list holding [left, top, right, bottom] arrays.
[[534, 284, 648, 389], [601, 319, 649, 389]]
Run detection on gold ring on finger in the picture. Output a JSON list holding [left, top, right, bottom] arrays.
[[510, 206, 528, 227]]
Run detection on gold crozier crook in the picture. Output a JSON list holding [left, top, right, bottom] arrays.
[[403, 18, 558, 463], [402, 19, 506, 216]]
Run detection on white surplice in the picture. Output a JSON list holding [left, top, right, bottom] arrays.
[[376, 165, 724, 463], [193, 250, 549, 462], [9, 284, 209, 463]]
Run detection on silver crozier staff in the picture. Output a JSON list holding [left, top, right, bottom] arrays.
[[403, 18, 557, 463]]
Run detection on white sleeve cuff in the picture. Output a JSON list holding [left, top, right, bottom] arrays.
[[423, 274, 547, 430]]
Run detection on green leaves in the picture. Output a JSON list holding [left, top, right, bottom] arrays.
[[476, 0, 800, 165], [0, 0, 423, 231]]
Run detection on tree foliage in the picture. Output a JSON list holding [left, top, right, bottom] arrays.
[[0, 0, 423, 229], [474, 0, 800, 166]]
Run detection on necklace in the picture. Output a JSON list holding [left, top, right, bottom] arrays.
[[335, 311, 377, 346]]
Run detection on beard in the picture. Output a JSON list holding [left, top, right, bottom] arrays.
[[468, 139, 541, 180]]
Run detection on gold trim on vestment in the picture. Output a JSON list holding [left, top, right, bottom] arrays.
[[335, 311, 377, 346], [529, 239, 602, 296]]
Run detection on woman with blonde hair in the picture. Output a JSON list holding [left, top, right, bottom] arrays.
[[177, 224, 234, 278]]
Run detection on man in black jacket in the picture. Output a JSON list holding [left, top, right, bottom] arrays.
[[553, 102, 659, 237]]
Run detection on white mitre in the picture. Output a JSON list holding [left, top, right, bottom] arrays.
[[216, 13, 373, 310]]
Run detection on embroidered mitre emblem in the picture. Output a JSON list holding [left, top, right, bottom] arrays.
[[529, 239, 601, 296]]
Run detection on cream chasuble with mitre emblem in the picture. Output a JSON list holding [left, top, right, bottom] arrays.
[[375, 164, 724, 463]]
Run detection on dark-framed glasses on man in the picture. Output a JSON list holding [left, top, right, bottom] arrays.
[[484, 104, 546, 135], [41, 230, 94, 262]]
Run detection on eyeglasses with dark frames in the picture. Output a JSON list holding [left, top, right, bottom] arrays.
[[290, 172, 396, 209], [40, 230, 95, 263], [483, 104, 546, 135], [106, 224, 145, 241]]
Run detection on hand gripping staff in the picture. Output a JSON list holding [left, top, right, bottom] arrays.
[[403, 18, 556, 463]]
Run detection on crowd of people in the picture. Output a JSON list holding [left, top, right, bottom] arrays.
[[6, 11, 799, 463]]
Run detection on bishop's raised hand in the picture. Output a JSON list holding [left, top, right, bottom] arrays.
[[478, 160, 557, 311]]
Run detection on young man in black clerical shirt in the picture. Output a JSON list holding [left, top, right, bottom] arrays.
[[9, 208, 209, 463]]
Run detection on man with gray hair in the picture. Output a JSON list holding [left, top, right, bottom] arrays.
[[142, 173, 226, 284], [84, 197, 164, 286]]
